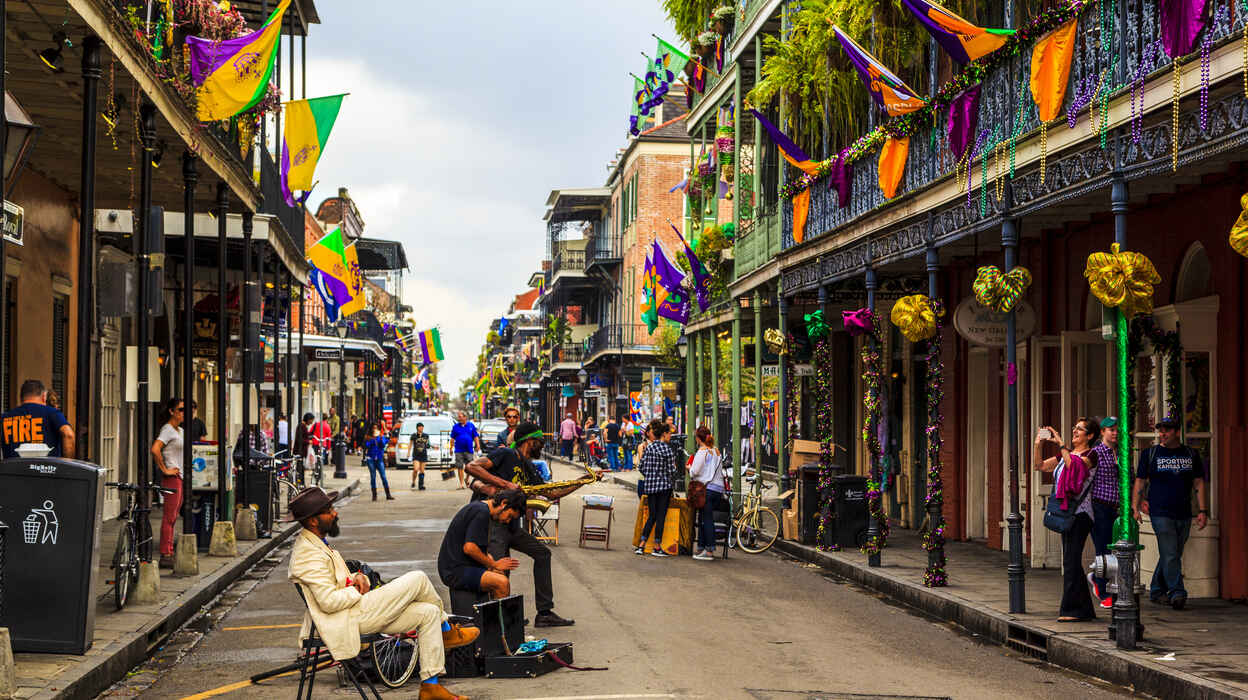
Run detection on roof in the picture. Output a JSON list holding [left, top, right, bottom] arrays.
[[354, 238, 409, 271], [512, 288, 540, 312], [543, 188, 611, 223], [641, 92, 690, 140]]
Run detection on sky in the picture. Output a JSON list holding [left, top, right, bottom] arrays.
[[302, 2, 675, 392]]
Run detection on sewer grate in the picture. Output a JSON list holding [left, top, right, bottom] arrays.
[[1005, 623, 1050, 661]]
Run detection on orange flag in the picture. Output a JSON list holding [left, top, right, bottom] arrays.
[[878, 137, 910, 199], [792, 189, 811, 244], [1029, 19, 1078, 122]]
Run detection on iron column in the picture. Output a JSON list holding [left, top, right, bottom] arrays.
[[865, 267, 882, 567], [1003, 180, 1026, 613], [75, 35, 102, 459], [731, 303, 742, 496], [241, 212, 254, 510], [214, 183, 228, 516], [925, 240, 946, 582], [181, 151, 197, 533], [136, 102, 156, 561], [777, 289, 789, 492], [752, 290, 762, 476]]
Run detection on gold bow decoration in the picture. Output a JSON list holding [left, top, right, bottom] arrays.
[[972, 266, 1033, 313], [890, 294, 942, 343], [764, 328, 787, 355], [1229, 193, 1248, 257], [1084, 243, 1161, 319]]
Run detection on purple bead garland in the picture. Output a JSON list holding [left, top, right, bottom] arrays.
[[921, 300, 947, 587], [812, 336, 839, 551], [1131, 40, 1164, 144], [860, 312, 888, 557]]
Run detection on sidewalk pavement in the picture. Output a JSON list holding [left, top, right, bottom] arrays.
[[549, 455, 1248, 700], [9, 461, 366, 700]]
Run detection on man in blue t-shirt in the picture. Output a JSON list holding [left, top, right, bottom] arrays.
[[1132, 415, 1208, 610], [1, 379, 75, 459], [449, 411, 480, 491]]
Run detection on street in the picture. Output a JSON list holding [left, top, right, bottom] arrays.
[[113, 465, 1130, 700]]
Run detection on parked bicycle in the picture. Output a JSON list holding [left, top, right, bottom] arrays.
[[266, 450, 304, 525], [106, 481, 176, 610], [733, 467, 779, 553]]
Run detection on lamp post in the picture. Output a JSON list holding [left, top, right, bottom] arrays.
[[333, 321, 348, 479]]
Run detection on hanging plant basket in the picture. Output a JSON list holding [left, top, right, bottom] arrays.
[[712, 6, 735, 36]]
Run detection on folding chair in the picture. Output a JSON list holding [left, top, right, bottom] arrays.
[[578, 494, 615, 549], [293, 585, 383, 700], [527, 499, 560, 545]]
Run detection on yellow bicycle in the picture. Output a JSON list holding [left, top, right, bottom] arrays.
[[733, 468, 779, 553]]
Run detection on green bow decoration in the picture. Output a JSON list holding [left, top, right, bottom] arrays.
[[804, 310, 829, 340], [972, 265, 1033, 313]]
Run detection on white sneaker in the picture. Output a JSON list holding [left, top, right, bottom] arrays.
[[650, 549, 670, 558], [693, 551, 714, 561], [633, 546, 645, 555]]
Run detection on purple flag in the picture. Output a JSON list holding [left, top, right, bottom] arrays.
[[827, 151, 853, 208], [947, 86, 981, 160], [651, 239, 687, 296], [1160, 0, 1208, 57], [672, 223, 710, 311]]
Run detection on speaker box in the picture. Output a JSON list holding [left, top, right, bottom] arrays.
[[239, 469, 273, 535]]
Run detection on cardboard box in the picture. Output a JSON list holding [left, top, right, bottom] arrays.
[[781, 508, 799, 541], [790, 439, 822, 470]]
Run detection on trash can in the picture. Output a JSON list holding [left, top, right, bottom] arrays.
[[0, 457, 105, 653], [193, 494, 217, 552], [833, 474, 870, 551], [796, 464, 823, 545]]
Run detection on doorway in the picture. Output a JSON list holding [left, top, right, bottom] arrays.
[[965, 348, 989, 540]]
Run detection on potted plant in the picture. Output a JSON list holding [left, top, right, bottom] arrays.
[[712, 6, 735, 36], [694, 31, 718, 59]]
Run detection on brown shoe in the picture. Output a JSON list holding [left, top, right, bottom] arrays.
[[159, 555, 175, 569], [442, 623, 479, 650], [418, 682, 467, 700]]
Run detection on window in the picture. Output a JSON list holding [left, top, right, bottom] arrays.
[[631, 173, 639, 222], [52, 294, 69, 404], [1176, 243, 1214, 302]]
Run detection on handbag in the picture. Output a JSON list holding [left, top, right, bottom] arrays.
[[688, 480, 707, 509], [1042, 458, 1096, 534]]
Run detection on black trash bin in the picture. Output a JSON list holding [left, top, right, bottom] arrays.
[[796, 464, 822, 545], [192, 494, 217, 552], [833, 474, 870, 551], [0, 457, 105, 653]]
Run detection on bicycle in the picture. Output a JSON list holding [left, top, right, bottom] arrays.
[[732, 467, 779, 553], [105, 481, 176, 610], [266, 450, 304, 527]]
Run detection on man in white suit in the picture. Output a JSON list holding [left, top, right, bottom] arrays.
[[287, 487, 477, 700]]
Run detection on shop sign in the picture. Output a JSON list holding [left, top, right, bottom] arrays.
[[761, 365, 780, 377], [953, 297, 1036, 347], [314, 348, 342, 360], [794, 364, 814, 377], [2, 201, 23, 246], [583, 388, 603, 398]]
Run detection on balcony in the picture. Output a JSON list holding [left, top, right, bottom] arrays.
[[784, 0, 1248, 271], [550, 343, 587, 369], [259, 150, 306, 252], [551, 248, 587, 279], [584, 232, 623, 274], [586, 324, 658, 362], [733, 211, 781, 281]]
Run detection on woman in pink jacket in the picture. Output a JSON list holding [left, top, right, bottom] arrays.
[[1034, 417, 1101, 622]]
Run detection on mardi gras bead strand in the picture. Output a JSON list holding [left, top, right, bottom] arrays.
[[922, 302, 947, 587], [813, 338, 838, 551], [1172, 59, 1181, 172]]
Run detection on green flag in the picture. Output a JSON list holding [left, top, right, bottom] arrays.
[[655, 38, 690, 82]]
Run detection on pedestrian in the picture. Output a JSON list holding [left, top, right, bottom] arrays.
[[1132, 416, 1209, 610], [276, 412, 290, 457], [294, 413, 316, 480], [494, 406, 520, 448], [285, 487, 478, 700], [576, 417, 590, 463], [151, 397, 185, 569], [364, 422, 393, 501], [411, 422, 430, 491], [1087, 416, 1121, 608], [603, 414, 622, 471], [690, 426, 727, 561], [329, 407, 341, 439], [353, 415, 366, 454], [312, 413, 333, 464], [188, 400, 208, 443], [636, 419, 677, 558], [437, 490, 525, 601], [1034, 417, 1100, 622], [463, 421, 576, 626], [559, 413, 576, 459], [1, 379, 74, 459], [450, 410, 480, 490]]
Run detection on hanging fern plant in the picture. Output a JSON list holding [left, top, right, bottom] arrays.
[[663, 0, 719, 43]]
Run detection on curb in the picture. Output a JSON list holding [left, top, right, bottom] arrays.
[[771, 538, 1246, 700], [44, 478, 361, 700]]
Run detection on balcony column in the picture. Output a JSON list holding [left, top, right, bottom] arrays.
[[925, 240, 946, 583], [865, 267, 882, 567], [1002, 179, 1026, 613], [181, 151, 197, 534], [75, 35, 102, 460], [752, 291, 762, 475], [777, 289, 789, 492], [297, 280, 304, 481], [241, 211, 255, 515], [214, 183, 230, 517], [284, 269, 292, 434], [687, 330, 698, 441], [731, 303, 742, 495], [709, 322, 719, 438], [269, 249, 279, 422], [136, 101, 157, 561]]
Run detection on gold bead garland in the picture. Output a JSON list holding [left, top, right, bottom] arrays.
[[1172, 59, 1181, 172]]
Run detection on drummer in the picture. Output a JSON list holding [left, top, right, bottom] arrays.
[[464, 422, 577, 627]]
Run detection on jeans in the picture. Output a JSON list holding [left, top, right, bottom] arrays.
[[1090, 500, 1119, 600], [1149, 515, 1192, 599], [1060, 512, 1096, 619], [698, 489, 726, 551], [640, 489, 673, 548], [560, 439, 573, 458], [159, 474, 183, 557], [623, 442, 634, 470], [488, 520, 554, 613], [366, 456, 390, 491], [605, 442, 621, 471]]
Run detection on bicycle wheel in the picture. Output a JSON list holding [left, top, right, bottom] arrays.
[[112, 524, 137, 610], [735, 507, 780, 554], [371, 635, 418, 687], [313, 460, 324, 487]]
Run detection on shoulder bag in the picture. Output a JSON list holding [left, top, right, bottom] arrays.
[[1042, 456, 1096, 534]]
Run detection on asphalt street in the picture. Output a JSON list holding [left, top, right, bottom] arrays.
[[114, 463, 1134, 700]]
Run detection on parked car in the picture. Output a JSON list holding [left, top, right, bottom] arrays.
[[393, 415, 455, 469], [477, 419, 508, 447]]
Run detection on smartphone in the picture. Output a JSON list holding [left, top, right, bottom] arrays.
[[1037, 427, 1054, 441]]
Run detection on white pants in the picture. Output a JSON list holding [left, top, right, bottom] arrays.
[[357, 571, 447, 680]]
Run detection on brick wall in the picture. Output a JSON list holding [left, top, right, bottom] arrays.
[[616, 148, 690, 336]]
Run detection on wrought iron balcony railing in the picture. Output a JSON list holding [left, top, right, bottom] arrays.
[[587, 324, 658, 357], [783, 0, 1244, 253], [584, 233, 623, 271], [733, 211, 781, 281], [551, 249, 587, 278], [551, 343, 587, 366], [259, 150, 305, 252]]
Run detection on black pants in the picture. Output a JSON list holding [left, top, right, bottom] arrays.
[[1060, 512, 1096, 619], [640, 489, 673, 547], [488, 519, 554, 613]]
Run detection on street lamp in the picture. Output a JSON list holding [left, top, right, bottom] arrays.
[[676, 333, 688, 359], [332, 321, 349, 479], [577, 368, 588, 385]]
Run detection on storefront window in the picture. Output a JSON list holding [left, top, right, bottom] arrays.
[[1183, 352, 1211, 433], [1133, 354, 1157, 432]]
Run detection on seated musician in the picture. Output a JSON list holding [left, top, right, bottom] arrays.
[[438, 489, 527, 599], [464, 422, 580, 627], [287, 487, 477, 700]]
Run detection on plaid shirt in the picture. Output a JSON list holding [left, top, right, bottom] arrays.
[[1090, 441, 1119, 505], [638, 440, 676, 494]]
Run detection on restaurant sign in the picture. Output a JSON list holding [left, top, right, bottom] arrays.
[[953, 297, 1036, 347]]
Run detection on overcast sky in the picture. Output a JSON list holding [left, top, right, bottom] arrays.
[[303, 2, 674, 391]]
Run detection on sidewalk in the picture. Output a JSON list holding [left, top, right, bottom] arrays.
[[9, 462, 366, 700], [551, 455, 1248, 700]]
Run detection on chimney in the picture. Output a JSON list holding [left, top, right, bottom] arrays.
[[338, 187, 350, 200]]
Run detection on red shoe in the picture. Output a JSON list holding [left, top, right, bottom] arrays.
[[1100, 596, 1114, 609]]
